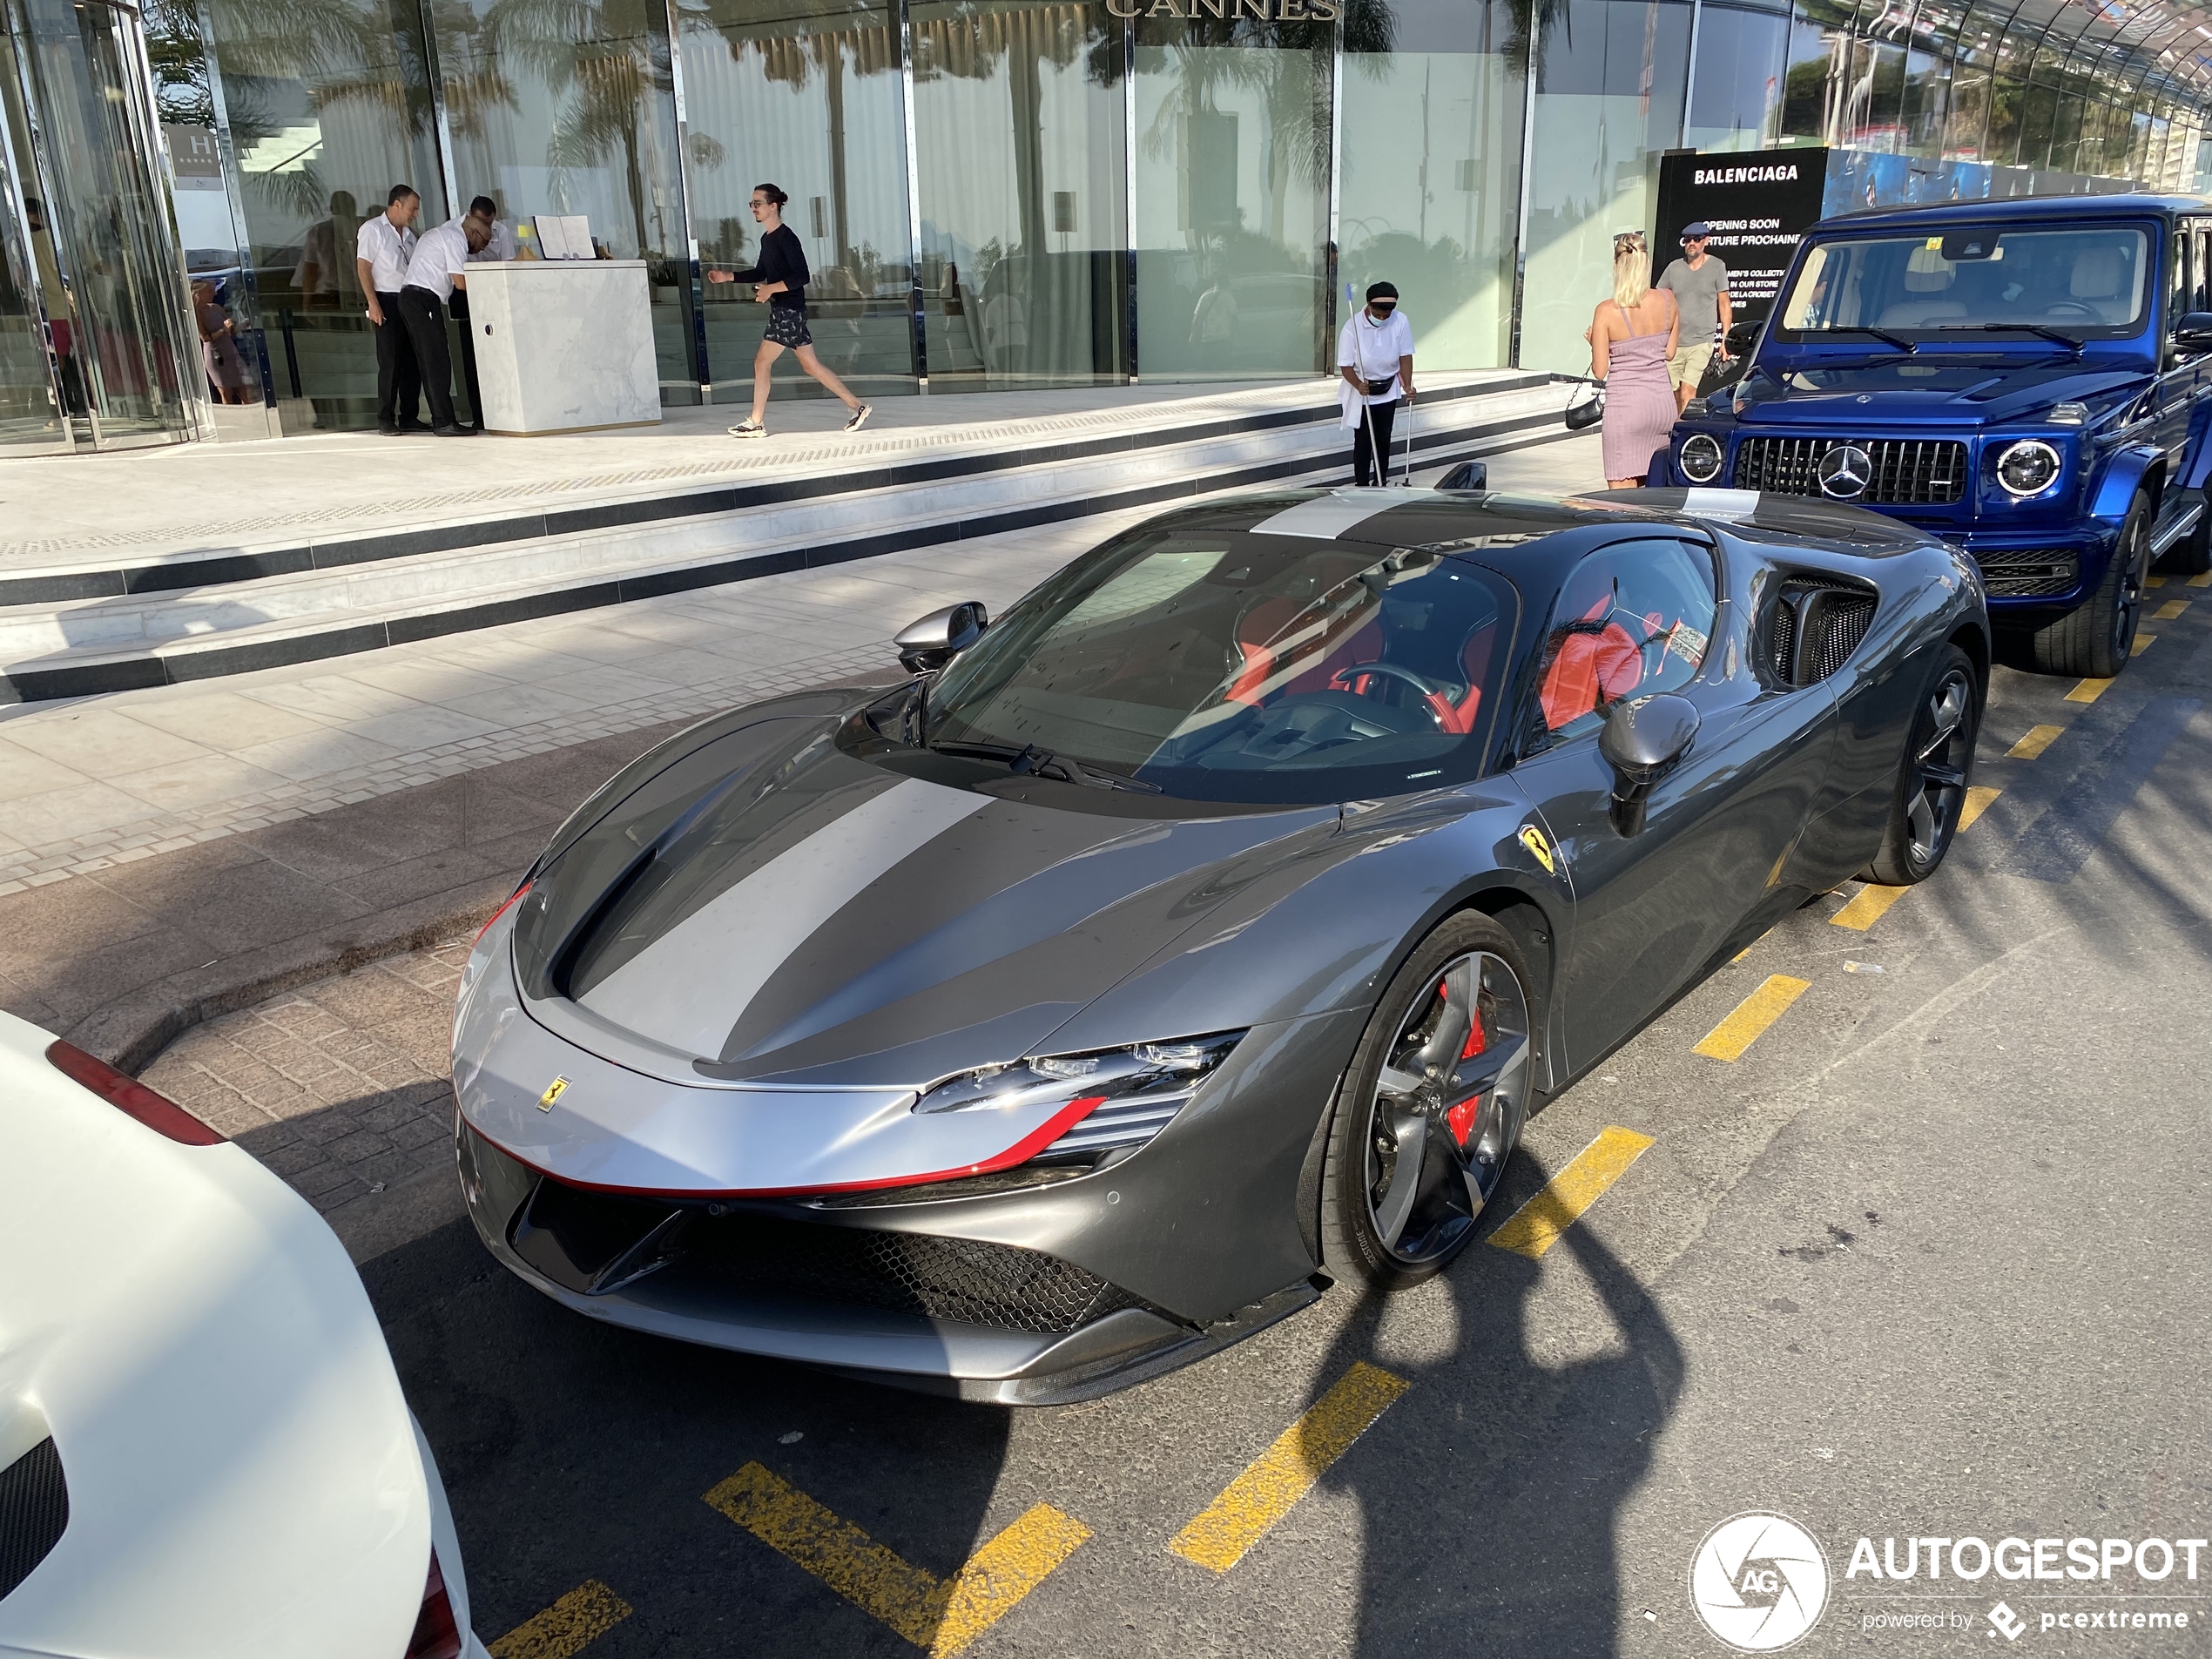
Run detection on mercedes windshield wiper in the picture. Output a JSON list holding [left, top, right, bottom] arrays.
[[927, 739, 1161, 792], [1936, 322, 2084, 354], [1811, 326, 1917, 353]]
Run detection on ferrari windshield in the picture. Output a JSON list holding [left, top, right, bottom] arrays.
[[1777, 224, 2151, 341], [922, 529, 1521, 805]]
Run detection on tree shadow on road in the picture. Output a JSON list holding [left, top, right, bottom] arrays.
[[1313, 1186, 1685, 1657]]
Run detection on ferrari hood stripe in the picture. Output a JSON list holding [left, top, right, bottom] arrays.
[[1250, 492, 1406, 541], [576, 777, 989, 1057]]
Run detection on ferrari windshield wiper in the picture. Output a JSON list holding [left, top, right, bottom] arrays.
[[1813, 325, 1916, 354], [927, 739, 1160, 792], [1933, 322, 2083, 354]]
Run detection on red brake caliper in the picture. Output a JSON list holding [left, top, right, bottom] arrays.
[[1445, 991, 1487, 1148]]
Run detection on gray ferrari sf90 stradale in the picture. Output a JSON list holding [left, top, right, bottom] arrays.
[[452, 486, 1987, 1402]]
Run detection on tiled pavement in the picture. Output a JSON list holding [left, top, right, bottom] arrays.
[[142, 941, 472, 1219]]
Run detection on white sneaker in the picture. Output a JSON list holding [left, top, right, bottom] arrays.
[[844, 403, 873, 433], [728, 419, 766, 438]]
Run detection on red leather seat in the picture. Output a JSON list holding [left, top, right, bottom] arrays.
[[1540, 594, 1650, 730]]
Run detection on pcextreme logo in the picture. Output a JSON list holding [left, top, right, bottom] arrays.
[[1689, 1513, 1831, 1651]]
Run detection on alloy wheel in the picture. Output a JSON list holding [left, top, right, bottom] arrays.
[[1363, 949, 1533, 1264], [2110, 511, 2150, 668], [1906, 667, 1974, 871]]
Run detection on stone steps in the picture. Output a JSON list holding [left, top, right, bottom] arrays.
[[0, 374, 1572, 702]]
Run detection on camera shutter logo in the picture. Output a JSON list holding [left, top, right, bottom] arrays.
[[1689, 1512, 1831, 1651]]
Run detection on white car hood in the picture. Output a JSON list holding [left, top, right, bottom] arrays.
[[0, 1014, 448, 1659]]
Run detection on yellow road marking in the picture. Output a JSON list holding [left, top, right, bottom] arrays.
[[1168, 1362, 1409, 1574], [2191, 570, 2212, 588], [1958, 784, 2000, 831], [705, 1461, 1088, 1656], [1831, 884, 1905, 930], [2146, 575, 2167, 588], [2133, 632, 2155, 657], [2064, 677, 2115, 704], [488, 1581, 632, 1659], [1487, 1126, 1656, 1258], [2154, 598, 2191, 620], [2006, 724, 2065, 759], [1694, 974, 1812, 1060]]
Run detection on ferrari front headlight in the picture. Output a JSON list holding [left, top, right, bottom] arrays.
[[913, 1031, 1244, 1163]]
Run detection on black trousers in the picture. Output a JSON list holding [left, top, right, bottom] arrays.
[[449, 287, 482, 427], [397, 287, 457, 429], [373, 291, 421, 428], [1351, 396, 1400, 486]]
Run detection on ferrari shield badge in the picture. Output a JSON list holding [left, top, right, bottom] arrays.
[[537, 1076, 570, 1112], [1518, 824, 1556, 874]]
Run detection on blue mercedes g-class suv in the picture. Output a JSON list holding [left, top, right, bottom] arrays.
[[1662, 194, 2212, 678]]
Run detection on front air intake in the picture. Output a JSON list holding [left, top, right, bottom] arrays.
[[0, 1437, 68, 1601]]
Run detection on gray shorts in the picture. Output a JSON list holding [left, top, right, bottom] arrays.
[[765, 308, 812, 349]]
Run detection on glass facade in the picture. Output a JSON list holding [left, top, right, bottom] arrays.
[[6, 0, 2212, 445]]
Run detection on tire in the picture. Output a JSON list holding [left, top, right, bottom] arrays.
[[2029, 490, 2150, 678], [1319, 912, 1541, 1291], [1863, 644, 1980, 887]]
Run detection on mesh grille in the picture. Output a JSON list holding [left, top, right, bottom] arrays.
[[1814, 595, 1876, 678], [1973, 548, 2080, 597], [684, 1212, 1145, 1334], [1733, 437, 1968, 505], [0, 1438, 68, 1600], [1768, 592, 1797, 679]]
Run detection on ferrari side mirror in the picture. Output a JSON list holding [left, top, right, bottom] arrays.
[[895, 600, 988, 676], [1598, 693, 1699, 836], [1433, 459, 1488, 492]]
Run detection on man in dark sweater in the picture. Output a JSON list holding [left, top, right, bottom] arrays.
[[707, 183, 871, 437]]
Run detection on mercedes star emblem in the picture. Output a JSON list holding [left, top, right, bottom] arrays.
[[1817, 444, 1874, 499]]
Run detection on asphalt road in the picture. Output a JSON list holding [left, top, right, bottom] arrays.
[[367, 581, 2212, 1659]]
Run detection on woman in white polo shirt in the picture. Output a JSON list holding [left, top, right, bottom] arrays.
[[1337, 281, 1416, 486]]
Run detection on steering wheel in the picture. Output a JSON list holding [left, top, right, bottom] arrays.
[[2043, 300, 2098, 319], [1328, 660, 1456, 726]]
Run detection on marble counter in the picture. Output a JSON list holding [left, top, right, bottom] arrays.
[[465, 260, 661, 435]]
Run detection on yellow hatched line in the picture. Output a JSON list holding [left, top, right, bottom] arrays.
[[2146, 574, 2167, 588], [1168, 1362, 1409, 1575], [2191, 570, 2212, 588], [1694, 974, 1812, 1061], [2065, 677, 2115, 704], [1958, 784, 2000, 831], [2007, 723, 2065, 759], [1486, 1125, 1656, 1259], [1831, 884, 1905, 930], [2153, 598, 2191, 620], [705, 1461, 1089, 1657], [488, 1581, 632, 1659], [2133, 632, 2156, 658]]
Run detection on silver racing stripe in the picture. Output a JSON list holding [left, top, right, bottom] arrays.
[[577, 776, 990, 1057], [1249, 491, 1408, 541]]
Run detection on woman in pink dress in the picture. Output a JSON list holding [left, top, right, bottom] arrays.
[[1589, 232, 1679, 488]]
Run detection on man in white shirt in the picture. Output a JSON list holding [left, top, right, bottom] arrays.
[[450, 196, 512, 429], [354, 185, 421, 434], [464, 196, 519, 264], [397, 213, 490, 436], [1337, 280, 1417, 486]]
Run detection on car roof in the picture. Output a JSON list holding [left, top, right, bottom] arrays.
[[1814, 192, 2205, 235], [1139, 488, 1938, 582]]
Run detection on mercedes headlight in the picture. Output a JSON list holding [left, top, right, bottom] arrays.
[[1995, 439, 2061, 498], [1679, 433, 1724, 483], [913, 1032, 1244, 1166]]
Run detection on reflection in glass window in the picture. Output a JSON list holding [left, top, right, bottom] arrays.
[[201, 0, 446, 433], [1777, 226, 2151, 338], [1682, 0, 1789, 153], [428, 0, 696, 401], [1338, 0, 1523, 371], [1519, 0, 1692, 374], [1132, 13, 1332, 383], [912, 0, 1127, 391], [678, 0, 917, 401], [925, 532, 1519, 803], [1533, 539, 1714, 744]]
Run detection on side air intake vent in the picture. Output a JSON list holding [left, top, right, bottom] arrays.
[[1, 1438, 68, 1601], [1768, 576, 1878, 687]]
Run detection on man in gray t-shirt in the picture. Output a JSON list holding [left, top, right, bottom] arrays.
[[1656, 222, 1732, 412]]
